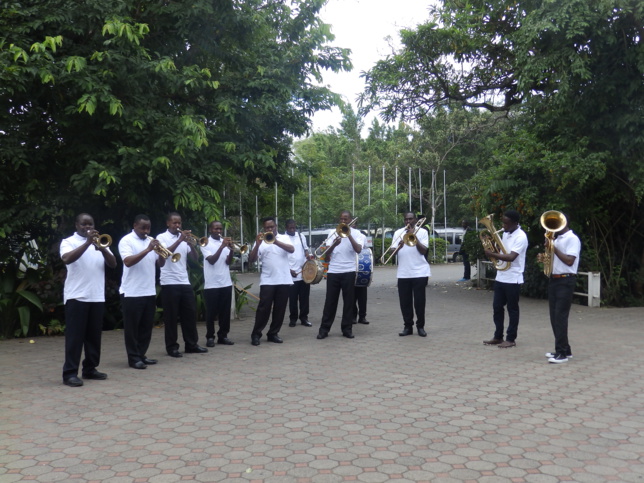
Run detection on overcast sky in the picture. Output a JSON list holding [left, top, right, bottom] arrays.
[[309, 0, 432, 134]]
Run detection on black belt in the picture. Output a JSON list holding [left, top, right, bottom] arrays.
[[551, 274, 575, 279]]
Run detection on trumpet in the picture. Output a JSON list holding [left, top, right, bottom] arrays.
[[91, 233, 112, 248], [540, 210, 567, 277], [224, 237, 248, 254], [258, 232, 275, 244], [146, 236, 181, 263], [380, 217, 426, 265], [479, 214, 510, 271], [314, 217, 358, 258], [184, 232, 208, 247]]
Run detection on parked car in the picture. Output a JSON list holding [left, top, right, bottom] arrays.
[[433, 227, 466, 262]]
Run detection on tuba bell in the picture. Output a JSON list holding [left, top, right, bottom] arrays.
[[479, 214, 511, 271], [540, 210, 567, 277]]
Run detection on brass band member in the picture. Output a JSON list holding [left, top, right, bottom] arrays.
[[543, 215, 581, 363], [317, 210, 366, 340], [249, 217, 294, 346], [157, 212, 208, 358], [202, 221, 235, 347], [119, 214, 165, 369], [393, 211, 430, 337], [483, 210, 528, 348], [60, 213, 117, 387], [286, 219, 313, 327]]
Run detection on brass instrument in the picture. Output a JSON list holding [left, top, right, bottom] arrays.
[[540, 210, 567, 277], [380, 217, 426, 265], [479, 214, 510, 271], [258, 232, 275, 244], [146, 236, 181, 263], [184, 232, 208, 247], [91, 233, 112, 248], [315, 217, 359, 259], [225, 237, 248, 254]]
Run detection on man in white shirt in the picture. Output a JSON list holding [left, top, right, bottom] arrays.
[[248, 217, 294, 346], [542, 216, 581, 363], [119, 214, 165, 369], [285, 219, 313, 328], [157, 212, 208, 358], [202, 220, 235, 347], [483, 210, 529, 348], [391, 212, 431, 337], [60, 213, 117, 387], [317, 211, 366, 340]]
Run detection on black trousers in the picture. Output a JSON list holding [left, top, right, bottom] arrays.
[[398, 277, 428, 328], [289, 280, 310, 322], [352, 286, 367, 321], [204, 286, 232, 339], [320, 272, 355, 334], [121, 295, 156, 366], [161, 284, 199, 353], [549, 276, 576, 355], [493, 281, 521, 342], [63, 300, 104, 380], [462, 252, 471, 279], [252, 284, 290, 339]]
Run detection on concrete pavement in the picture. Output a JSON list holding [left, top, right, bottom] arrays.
[[1, 263, 644, 482]]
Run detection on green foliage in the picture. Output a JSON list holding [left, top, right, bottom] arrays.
[[0, 265, 44, 338], [427, 237, 447, 265]]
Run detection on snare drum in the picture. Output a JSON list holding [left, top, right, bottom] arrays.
[[355, 249, 373, 287], [302, 259, 324, 285]]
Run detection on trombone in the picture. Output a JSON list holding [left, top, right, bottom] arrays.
[[380, 217, 426, 265], [91, 233, 112, 248], [314, 217, 359, 259], [146, 236, 181, 263]]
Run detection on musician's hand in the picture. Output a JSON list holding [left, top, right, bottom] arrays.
[[290, 269, 297, 278], [148, 239, 160, 251], [484, 249, 494, 258], [332, 237, 342, 247], [536, 253, 545, 263]]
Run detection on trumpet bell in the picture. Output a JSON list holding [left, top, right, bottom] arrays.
[[93, 234, 112, 248], [171, 253, 181, 263], [260, 232, 275, 244]]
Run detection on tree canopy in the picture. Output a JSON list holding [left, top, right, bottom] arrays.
[[0, 0, 351, 249]]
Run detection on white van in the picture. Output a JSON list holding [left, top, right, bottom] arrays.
[[433, 227, 466, 262]]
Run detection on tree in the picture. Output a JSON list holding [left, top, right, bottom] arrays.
[[360, 0, 644, 304], [0, 0, 351, 335]]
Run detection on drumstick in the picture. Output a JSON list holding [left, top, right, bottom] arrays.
[[234, 283, 260, 301]]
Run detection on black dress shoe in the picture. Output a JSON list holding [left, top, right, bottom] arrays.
[[316, 332, 328, 340], [168, 350, 183, 358], [358, 318, 370, 325], [300, 319, 312, 327], [185, 345, 208, 353], [130, 361, 147, 369], [288, 320, 297, 327], [82, 370, 107, 380], [217, 338, 234, 346], [399, 327, 413, 336], [342, 331, 355, 339], [417, 328, 427, 337], [143, 358, 158, 365], [63, 376, 84, 387], [352, 319, 357, 324], [206, 338, 215, 348], [251, 337, 261, 346], [267, 335, 283, 343]]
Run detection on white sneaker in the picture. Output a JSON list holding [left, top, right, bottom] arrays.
[[548, 354, 569, 364], [545, 352, 572, 359]]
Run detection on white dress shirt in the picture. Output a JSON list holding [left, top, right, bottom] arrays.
[[287, 231, 309, 282], [157, 230, 191, 285], [201, 237, 233, 289], [495, 226, 528, 284], [552, 230, 581, 275], [326, 227, 366, 274], [254, 234, 293, 286], [118, 231, 159, 297], [60, 233, 113, 303], [394, 227, 431, 278]]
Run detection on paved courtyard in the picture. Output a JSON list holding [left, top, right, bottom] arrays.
[[1, 263, 643, 482]]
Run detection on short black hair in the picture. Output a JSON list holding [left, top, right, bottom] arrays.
[[261, 216, 275, 225], [340, 210, 352, 218], [285, 219, 296, 227], [209, 220, 222, 229], [167, 211, 181, 221], [133, 214, 150, 224], [504, 210, 521, 224], [75, 213, 92, 223]]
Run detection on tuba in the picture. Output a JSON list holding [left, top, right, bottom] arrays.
[[479, 214, 511, 271], [540, 210, 567, 277]]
